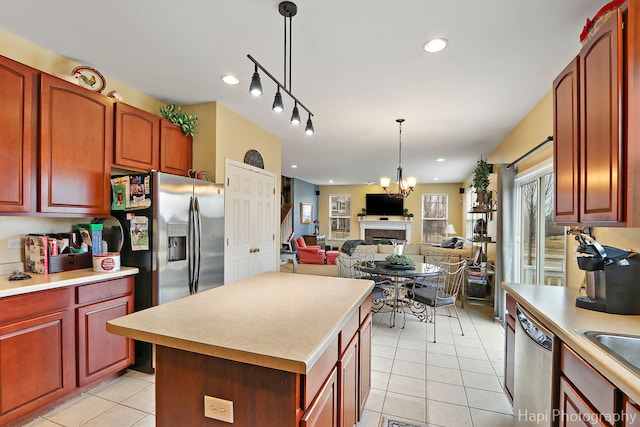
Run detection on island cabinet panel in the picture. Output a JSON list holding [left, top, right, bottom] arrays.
[[304, 336, 339, 409], [0, 288, 74, 426], [301, 368, 338, 427], [39, 74, 113, 216], [358, 313, 372, 419], [339, 333, 359, 427], [0, 55, 38, 213], [155, 346, 300, 427], [76, 277, 134, 386], [160, 119, 192, 177], [114, 102, 160, 172]]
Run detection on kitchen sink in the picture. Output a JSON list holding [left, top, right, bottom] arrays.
[[580, 330, 640, 375]]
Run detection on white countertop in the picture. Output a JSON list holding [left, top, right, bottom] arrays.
[[107, 272, 374, 375], [503, 283, 640, 404], [0, 267, 139, 298]]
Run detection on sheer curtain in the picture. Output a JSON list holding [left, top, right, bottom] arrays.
[[496, 163, 516, 322]]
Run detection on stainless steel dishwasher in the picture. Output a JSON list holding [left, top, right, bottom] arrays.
[[513, 303, 555, 426]]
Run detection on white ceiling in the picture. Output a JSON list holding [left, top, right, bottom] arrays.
[[0, 0, 604, 186]]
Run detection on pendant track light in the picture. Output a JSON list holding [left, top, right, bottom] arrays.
[[291, 102, 301, 125], [247, 1, 314, 134], [272, 88, 284, 112], [249, 65, 262, 96], [305, 114, 314, 135]]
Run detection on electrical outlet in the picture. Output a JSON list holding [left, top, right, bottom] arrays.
[[7, 239, 22, 250], [204, 395, 234, 423]]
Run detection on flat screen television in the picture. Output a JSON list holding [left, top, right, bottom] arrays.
[[365, 194, 404, 216]]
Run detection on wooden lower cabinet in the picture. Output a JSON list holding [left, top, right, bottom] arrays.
[[558, 376, 609, 427], [504, 294, 516, 403], [76, 282, 134, 386], [301, 368, 339, 427], [0, 288, 74, 426], [0, 276, 135, 425], [624, 397, 640, 426], [359, 313, 372, 419]]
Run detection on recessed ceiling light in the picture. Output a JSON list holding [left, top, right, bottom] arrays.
[[423, 38, 448, 53], [436, 158, 446, 162], [329, 180, 334, 183], [291, 164, 298, 168], [221, 75, 240, 85], [433, 177, 440, 181]]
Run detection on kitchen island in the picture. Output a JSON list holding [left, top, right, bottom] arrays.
[[503, 283, 640, 424], [107, 271, 374, 427]]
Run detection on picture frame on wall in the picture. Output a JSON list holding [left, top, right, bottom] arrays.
[[301, 203, 313, 224]]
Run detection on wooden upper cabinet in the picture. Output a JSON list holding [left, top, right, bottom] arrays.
[[39, 74, 113, 216], [579, 9, 624, 225], [0, 56, 38, 213], [553, 57, 580, 224], [114, 102, 160, 171], [160, 119, 192, 177], [553, 8, 631, 226]]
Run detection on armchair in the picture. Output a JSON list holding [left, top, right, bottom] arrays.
[[294, 237, 325, 264]]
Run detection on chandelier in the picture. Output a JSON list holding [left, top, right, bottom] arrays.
[[247, 1, 314, 135], [380, 119, 416, 199]]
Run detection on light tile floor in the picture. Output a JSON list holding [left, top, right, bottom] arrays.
[[25, 302, 513, 427]]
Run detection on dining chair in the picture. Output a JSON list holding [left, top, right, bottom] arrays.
[[415, 250, 451, 288], [404, 259, 467, 342], [336, 252, 392, 317]]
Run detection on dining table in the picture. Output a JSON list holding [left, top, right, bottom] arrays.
[[360, 260, 439, 327]]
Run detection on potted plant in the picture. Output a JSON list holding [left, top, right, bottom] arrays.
[[357, 208, 367, 218], [402, 209, 414, 220], [160, 104, 199, 137], [471, 158, 491, 209]]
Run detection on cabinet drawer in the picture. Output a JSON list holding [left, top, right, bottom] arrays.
[[0, 287, 70, 325], [339, 310, 359, 355], [360, 296, 373, 323], [76, 277, 134, 305], [561, 343, 616, 417]]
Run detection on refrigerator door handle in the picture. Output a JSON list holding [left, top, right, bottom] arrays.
[[188, 196, 195, 294], [193, 196, 202, 293]]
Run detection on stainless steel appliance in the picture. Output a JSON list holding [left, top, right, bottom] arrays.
[[111, 171, 224, 372], [513, 303, 555, 426], [575, 234, 640, 314]]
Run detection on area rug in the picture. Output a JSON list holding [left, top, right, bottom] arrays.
[[379, 416, 425, 427]]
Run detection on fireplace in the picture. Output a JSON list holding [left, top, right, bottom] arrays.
[[364, 229, 406, 243], [358, 219, 413, 244]]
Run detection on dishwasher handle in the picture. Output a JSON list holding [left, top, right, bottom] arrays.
[[516, 303, 554, 351]]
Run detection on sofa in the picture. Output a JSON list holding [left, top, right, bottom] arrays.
[[373, 239, 475, 264]]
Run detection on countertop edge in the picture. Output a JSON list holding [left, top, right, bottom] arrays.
[[107, 273, 374, 375], [0, 267, 139, 298], [503, 283, 640, 404]]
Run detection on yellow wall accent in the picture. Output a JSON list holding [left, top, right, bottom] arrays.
[[186, 102, 281, 183], [317, 183, 465, 247], [484, 90, 640, 288]]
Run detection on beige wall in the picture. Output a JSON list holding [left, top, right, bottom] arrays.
[[484, 91, 640, 288], [317, 183, 465, 248]]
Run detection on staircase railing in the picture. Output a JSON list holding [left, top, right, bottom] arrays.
[[280, 203, 294, 249]]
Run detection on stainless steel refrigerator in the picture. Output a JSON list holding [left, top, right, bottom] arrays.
[[111, 171, 224, 372]]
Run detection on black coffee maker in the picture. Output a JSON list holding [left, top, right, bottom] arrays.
[[575, 234, 640, 314]]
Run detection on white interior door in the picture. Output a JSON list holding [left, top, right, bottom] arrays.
[[224, 159, 277, 284]]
